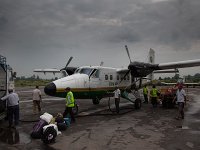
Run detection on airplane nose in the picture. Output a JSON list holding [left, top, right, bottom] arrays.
[[44, 82, 56, 96]]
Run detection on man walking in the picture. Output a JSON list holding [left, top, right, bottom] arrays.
[[143, 85, 148, 103], [150, 85, 159, 108], [1, 89, 19, 128], [63, 87, 76, 122], [32, 85, 42, 114], [114, 87, 121, 114], [173, 84, 186, 120]]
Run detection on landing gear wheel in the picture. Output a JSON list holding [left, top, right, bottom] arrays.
[[92, 97, 100, 105], [135, 98, 142, 109]]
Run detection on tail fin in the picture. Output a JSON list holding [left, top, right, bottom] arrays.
[[148, 48, 155, 80]]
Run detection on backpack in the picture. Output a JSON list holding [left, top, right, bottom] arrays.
[[31, 119, 48, 139], [57, 122, 67, 131]]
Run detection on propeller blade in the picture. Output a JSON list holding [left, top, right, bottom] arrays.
[[65, 56, 73, 68], [125, 45, 131, 63]]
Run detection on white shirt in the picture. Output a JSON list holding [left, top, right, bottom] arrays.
[[1, 92, 19, 106], [176, 89, 186, 102], [33, 89, 42, 101], [114, 89, 121, 98]]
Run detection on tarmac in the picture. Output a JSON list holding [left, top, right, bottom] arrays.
[[0, 87, 200, 150]]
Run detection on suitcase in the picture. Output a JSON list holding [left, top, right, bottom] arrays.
[[41, 126, 57, 144], [30, 119, 48, 139]]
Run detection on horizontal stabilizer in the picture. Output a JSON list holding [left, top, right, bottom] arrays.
[[34, 69, 60, 73]]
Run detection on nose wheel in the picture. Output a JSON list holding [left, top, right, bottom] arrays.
[[92, 97, 100, 105]]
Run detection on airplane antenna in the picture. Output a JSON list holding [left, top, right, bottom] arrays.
[[125, 45, 132, 63], [100, 61, 104, 66]]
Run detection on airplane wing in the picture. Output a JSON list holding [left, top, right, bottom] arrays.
[[153, 69, 179, 74], [158, 59, 200, 70], [34, 69, 60, 74], [128, 59, 200, 77]]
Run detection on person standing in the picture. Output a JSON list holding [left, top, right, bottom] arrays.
[[114, 87, 121, 114], [63, 87, 76, 122], [1, 89, 19, 128], [32, 85, 42, 114], [173, 84, 186, 120], [143, 85, 148, 103], [150, 85, 158, 108]]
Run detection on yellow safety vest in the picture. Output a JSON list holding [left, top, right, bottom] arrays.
[[151, 88, 158, 97], [66, 91, 75, 107], [143, 87, 148, 95]]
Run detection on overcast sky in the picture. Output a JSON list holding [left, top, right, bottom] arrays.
[[0, 0, 200, 78]]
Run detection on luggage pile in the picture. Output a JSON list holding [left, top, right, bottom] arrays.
[[30, 112, 71, 144]]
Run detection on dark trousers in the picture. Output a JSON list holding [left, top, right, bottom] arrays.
[[178, 102, 185, 119], [144, 94, 148, 103], [115, 98, 120, 113], [151, 97, 158, 108], [7, 105, 19, 127], [63, 107, 75, 122], [33, 100, 41, 112]]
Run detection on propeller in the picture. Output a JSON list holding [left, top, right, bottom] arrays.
[[65, 56, 73, 69], [125, 45, 132, 63]]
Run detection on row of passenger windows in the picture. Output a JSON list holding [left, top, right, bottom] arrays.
[[105, 75, 130, 81]]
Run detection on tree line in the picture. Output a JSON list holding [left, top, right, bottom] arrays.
[[159, 73, 200, 83]]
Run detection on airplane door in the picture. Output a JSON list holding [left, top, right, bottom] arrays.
[[89, 69, 100, 89]]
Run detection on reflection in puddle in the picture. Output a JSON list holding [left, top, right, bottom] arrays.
[[176, 126, 189, 129], [0, 127, 19, 145], [0, 127, 31, 145]]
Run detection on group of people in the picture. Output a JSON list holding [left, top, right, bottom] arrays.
[[142, 84, 186, 119], [0, 86, 76, 128], [114, 84, 186, 120], [0, 83, 187, 128], [143, 85, 159, 108]]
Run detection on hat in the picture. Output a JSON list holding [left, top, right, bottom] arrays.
[[65, 87, 70, 91]]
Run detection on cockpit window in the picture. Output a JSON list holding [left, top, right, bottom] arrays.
[[79, 68, 93, 76], [74, 69, 80, 74], [90, 69, 100, 78]]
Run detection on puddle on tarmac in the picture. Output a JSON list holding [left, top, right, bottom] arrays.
[[176, 126, 189, 129], [0, 127, 31, 145]]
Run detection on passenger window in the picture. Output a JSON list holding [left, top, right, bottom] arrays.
[[117, 75, 119, 80], [105, 75, 108, 80], [110, 75, 113, 80]]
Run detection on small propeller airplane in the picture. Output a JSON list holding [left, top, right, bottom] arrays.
[[34, 46, 200, 108]]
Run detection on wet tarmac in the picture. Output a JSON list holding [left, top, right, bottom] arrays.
[[0, 87, 200, 150]]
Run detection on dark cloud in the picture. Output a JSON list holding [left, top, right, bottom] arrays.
[[0, 0, 200, 76]]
